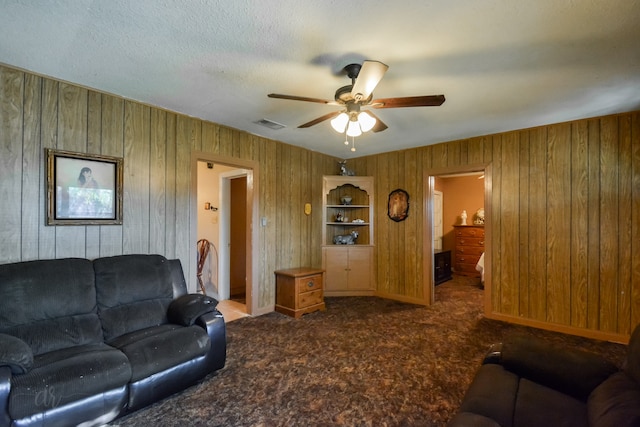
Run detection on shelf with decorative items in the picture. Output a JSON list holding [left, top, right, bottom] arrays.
[[322, 175, 375, 296]]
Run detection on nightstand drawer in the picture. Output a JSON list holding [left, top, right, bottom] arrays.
[[299, 289, 323, 308], [297, 275, 322, 293]]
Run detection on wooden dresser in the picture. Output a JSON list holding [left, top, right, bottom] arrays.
[[453, 225, 484, 277], [274, 267, 326, 318]]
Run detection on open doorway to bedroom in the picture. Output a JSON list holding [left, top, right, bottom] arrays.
[[424, 164, 490, 314]]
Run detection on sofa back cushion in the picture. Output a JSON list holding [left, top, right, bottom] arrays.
[[0, 258, 103, 355], [94, 254, 175, 341]]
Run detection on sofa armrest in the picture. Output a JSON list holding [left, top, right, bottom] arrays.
[[498, 335, 618, 401], [0, 366, 11, 427], [0, 333, 33, 375], [167, 293, 219, 326], [195, 310, 227, 372]]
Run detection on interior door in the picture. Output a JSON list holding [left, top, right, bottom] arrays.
[[229, 176, 247, 298]]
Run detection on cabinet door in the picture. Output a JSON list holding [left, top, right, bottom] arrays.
[[347, 246, 372, 290], [323, 247, 349, 292]]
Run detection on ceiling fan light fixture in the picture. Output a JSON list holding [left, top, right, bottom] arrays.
[[358, 111, 376, 132], [330, 112, 349, 133], [346, 119, 362, 137]]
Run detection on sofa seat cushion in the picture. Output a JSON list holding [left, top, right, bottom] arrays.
[[108, 324, 211, 382], [8, 343, 131, 420], [588, 371, 640, 427], [458, 364, 519, 427], [513, 378, 587, 427]]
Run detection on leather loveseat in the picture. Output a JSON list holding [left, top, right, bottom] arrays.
[[448, 324, 640, 427], [0, 254, 226, 427]]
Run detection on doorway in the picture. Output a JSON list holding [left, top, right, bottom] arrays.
[[191, 153, 259, 317], [424, 164, 491, 314]]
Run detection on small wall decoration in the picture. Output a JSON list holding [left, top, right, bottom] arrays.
[[387, 188, 409, 222], [46, 149, 123, 225]]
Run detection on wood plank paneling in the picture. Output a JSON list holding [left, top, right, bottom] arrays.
[[631, 112, 640, 329], [528, 127, 548, 322], [123, 101, 151, 254], [618, 114, 633, 335], [546, 123, 572, 325], [518, 131, 530, 318], [21, 73, 42, 261], [587, 119, 602, 330], [599, 116, 619, 332], [570, 120, 589, 328], [99, 95, 124, 257], [0, 67, 23, 263], [149, 109, 168, 255], [55, 83, 88, 259], [1, 63, 639, 340], [499, 132, 519, 316]]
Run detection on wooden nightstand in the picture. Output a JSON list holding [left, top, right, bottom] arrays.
[[275, 267, 326, 318]]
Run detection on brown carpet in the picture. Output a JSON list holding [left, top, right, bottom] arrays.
[[110, 275, 627, 427]]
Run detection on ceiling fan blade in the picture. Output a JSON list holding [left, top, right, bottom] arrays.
[[298, 111, 342, 128], [350, 60, 388, 101], [268, 93, 332, 104], [367, 111, 388, 132], [371, 95, 446, 109]]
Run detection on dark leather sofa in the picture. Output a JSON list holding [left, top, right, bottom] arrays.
[[448, 324, 640, 427], [0, 254, 226, 427]]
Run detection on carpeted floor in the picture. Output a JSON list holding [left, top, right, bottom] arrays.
[[110, 275, 627, 427]]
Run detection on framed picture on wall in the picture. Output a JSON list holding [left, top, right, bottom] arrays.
[[387, 188, 409, 222], [46, 149, 124, 225]]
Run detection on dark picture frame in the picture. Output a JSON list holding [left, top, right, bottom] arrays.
[[46, 149, 123, 225], [387, 188, 410, 222]]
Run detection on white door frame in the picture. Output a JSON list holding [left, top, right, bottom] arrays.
[[191, 152, 260, 315]]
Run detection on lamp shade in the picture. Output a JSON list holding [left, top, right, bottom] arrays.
[[330, 113, 349, 133], [346, 120, 362, 137], [358, 111, 376, 132]]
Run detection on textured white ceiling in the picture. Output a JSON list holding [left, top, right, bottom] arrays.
[[1, 0, 639, 158]]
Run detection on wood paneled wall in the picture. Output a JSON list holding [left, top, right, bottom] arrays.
[[1, 64, 638, 340], [0, 64, 338, 313], [352, 113, 639, 342]]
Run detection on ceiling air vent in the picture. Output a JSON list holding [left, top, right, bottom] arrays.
[[254, 118, 286, 130]]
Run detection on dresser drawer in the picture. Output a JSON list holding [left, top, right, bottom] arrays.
[[455, 227, 485, 238], [456, 237, 484, 247], [455, 254, 480, 265], [455, 246, 484, 257]]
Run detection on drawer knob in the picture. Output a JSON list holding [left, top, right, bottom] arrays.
[[307, 281, 315, 288]]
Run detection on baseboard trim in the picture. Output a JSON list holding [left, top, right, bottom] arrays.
[[485, 311, 630, 344], [374, 291, 429, 306]]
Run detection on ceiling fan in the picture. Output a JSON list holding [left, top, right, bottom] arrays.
[[267, 60, 445, 137]]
